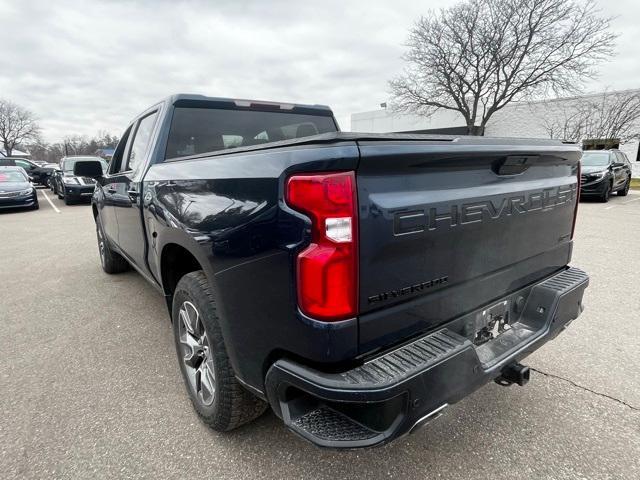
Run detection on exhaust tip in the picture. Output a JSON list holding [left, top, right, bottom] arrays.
[[409, 403, 448, 434]]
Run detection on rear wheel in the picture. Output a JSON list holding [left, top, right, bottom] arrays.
[[172, 271, 267, 431], [57, 185, 64, 199], [64, 195, 74, 205], [618, 176, 630, 196], [96, 219, 129, 274]]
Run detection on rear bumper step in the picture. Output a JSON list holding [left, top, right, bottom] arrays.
[[265, 267, 588, 449]]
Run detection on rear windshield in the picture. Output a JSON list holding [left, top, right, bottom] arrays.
[[165, 107, 337, 160]]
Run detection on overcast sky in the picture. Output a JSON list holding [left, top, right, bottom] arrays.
[[1, 0, 639, 143]]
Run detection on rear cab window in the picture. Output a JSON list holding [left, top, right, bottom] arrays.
[[164, 105, 338, 160]]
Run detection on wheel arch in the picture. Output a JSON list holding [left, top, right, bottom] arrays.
[[158, 235, 215, 315]]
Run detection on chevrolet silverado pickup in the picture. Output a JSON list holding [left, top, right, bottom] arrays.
[[76, 94, 589, 449]]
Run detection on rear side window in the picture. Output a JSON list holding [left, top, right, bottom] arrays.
[[126, 111, 158, 172], [164, 107, 337, 160], [15, 160, 33, 170], [616, 152, 629, 165]]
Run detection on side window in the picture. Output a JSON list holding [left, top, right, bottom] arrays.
[[615, 152, 625, 165], [109, 126, 132, 174], [15, 160, 32, 170], [126, 111, 158, 172]]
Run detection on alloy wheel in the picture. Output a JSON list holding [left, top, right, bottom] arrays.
[[178, 301, 216, 406]]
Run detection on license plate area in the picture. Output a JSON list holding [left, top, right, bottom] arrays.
[[473, 300, 511, 346]]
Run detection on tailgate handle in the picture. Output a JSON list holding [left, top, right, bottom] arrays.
[[494, 156, 536, 176]]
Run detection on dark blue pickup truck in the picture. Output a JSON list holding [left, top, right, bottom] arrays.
[[76, 94, 589, 448]]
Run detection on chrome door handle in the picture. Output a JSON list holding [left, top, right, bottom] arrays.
[[127, 190, 139, 201]]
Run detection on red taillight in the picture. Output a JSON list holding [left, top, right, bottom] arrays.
[[286, 171, 358, 321], [571, 160, 581, 239]]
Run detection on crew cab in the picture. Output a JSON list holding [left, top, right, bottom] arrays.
[[76, 94, 588, 449], [52, 156, 108, 204]]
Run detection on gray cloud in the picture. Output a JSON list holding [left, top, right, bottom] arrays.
[[0, 0, 637, 143]]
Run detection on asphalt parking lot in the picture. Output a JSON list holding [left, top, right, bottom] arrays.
[[1, 188, 639, 480]]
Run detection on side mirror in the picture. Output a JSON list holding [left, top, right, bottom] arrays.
[[74, 161, 103, 178]]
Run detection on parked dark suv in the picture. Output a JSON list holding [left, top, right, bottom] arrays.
[[51, 156, 108, 205], [580, 150, 632, 202]]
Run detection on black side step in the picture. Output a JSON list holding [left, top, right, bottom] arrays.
[[291, 406, 380, 443]]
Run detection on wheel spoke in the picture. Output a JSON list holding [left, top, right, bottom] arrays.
[[184, 360, 197, 389], [198, 360, 216, 405], [179, 302, 198, 334]]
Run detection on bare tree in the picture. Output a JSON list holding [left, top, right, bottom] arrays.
[[0, 99, 41, 156], [25, 132, 120, 163], [390, 0, 617, 134], [541, 90, 640, 146], [62, 134, 90, 156], [541, 101, 592, 141]]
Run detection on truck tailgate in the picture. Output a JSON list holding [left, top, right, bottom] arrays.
[[356, 139, 581, 353]]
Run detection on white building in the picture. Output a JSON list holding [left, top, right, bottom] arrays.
[[352, 89, 640, 178], [0, 148, 30, 158]]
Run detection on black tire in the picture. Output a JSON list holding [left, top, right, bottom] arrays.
[[96, 219, 129, 274], [32, 202, 39, 210], [617, 177, 630, 196], [57, 185, 64, 200], [599, 182, 611, 203], [172, 271, 267, 431], [64, 195, 73, 205]]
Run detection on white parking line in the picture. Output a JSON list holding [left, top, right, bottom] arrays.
[[40, 189, 61, 213], [604, 195, 640, 209]]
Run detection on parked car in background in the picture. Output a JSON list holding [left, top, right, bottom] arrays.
[[580, 150, 632, 202], [51, 156, 108, 205], [0, 166, 39, 211], [77, 94, 588, 449], [0, 158, 56, 186]]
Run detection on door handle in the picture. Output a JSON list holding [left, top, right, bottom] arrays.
[[127, 190, 139, 201]]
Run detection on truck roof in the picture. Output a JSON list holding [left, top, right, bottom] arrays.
[[165, 94, 334, 116]]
